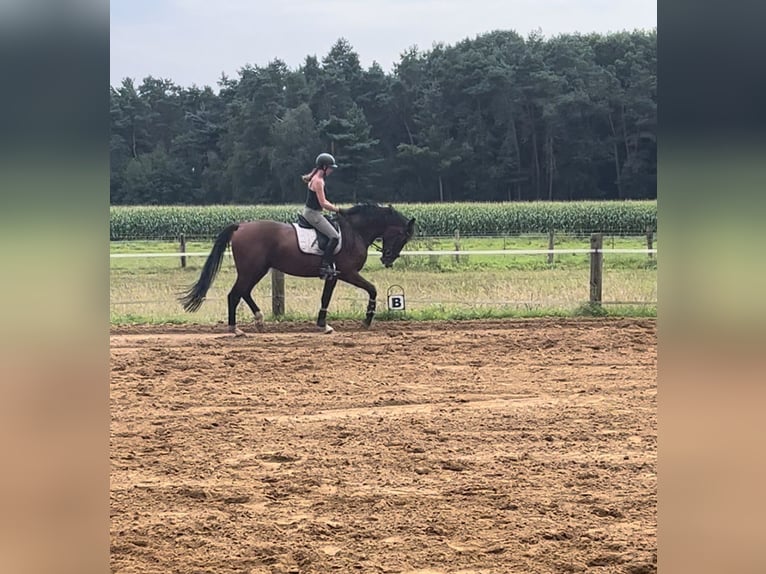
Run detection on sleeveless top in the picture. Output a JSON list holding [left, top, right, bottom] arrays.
[[305, 182, 322, 210]]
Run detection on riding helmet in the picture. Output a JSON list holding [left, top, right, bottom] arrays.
[[315, 152, 338, 169]]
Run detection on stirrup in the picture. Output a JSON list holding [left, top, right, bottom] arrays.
[[320, 263, 339, 280]]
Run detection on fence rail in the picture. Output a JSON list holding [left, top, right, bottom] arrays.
[[110, 248, 656, 258], [111, 233, 656, 316]]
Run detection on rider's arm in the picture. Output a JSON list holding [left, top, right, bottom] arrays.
[[312, 179, 339, 213]]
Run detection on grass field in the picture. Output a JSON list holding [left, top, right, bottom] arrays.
[[110, 234, 657, 325]]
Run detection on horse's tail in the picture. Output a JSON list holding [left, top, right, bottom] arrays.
[[179, 223, 239, 312]]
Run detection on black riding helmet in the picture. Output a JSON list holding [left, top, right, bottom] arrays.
[[315, 152, 338, 170]]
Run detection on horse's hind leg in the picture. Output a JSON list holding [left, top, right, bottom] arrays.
[[242, 292, 263, 331], [241, 267, 270, 332], [227, 281, 246, 337], [228, 271, 259, 337]]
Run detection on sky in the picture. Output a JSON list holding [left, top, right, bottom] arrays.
[[110, 0, 656, 90]]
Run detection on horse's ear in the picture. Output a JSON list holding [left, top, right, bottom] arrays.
[[407, 217, 416, 232]]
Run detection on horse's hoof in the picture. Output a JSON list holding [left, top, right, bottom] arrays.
[[319, 324, 334, 334], [229, 327, 247, 337]]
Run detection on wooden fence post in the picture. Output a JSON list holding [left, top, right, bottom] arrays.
[[454, 228, 460, 265], [589, 233, 603, 305], [180, 233, 186, 268], [271, 269, 285, 317], [426, 237, 438, 268], [547, 229, 555, 265], [646, 226, 654, 260]]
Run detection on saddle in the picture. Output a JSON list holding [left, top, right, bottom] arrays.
[[296, 213, 340, 252]]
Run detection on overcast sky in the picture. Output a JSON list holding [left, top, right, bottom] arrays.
[[110, 0, 656, 89]]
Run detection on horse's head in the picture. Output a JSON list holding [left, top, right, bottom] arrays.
[[380, 206, 415, 268], [341, 203, 416, 267]]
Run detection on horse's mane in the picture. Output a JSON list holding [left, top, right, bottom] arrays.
[[344, 202, 408, 226]]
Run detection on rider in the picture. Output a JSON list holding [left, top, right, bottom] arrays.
[[301, 152, 342, 279]]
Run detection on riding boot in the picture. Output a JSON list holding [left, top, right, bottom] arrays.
[[320, 237, 340, 280]]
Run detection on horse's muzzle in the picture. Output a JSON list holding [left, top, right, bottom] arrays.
[[381, 254, 395, 268]]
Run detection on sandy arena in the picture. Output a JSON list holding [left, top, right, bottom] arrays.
[[110, 318, 656, 574]]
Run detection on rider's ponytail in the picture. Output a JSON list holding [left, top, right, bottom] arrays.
[[301, 168, 318, 183]]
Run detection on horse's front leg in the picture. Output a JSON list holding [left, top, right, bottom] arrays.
[[316, 278, 338, 334], [340, 271, 377, 328]]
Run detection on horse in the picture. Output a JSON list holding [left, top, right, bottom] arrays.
[[179, 203, 416, 335]]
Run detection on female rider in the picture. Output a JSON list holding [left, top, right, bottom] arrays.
[[301, 152, 342, 279]]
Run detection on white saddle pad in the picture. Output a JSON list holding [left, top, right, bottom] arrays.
[[291, 224, 342, 256]]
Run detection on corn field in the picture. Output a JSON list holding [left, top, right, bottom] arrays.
[[110, 201, 657, 241]]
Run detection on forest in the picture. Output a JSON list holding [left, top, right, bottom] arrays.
[[110, 29, 656, 206]]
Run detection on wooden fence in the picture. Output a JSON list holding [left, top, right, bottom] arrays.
[[112, 232, 656, 316]]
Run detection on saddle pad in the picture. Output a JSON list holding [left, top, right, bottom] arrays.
[[291, 224, 342, 256]]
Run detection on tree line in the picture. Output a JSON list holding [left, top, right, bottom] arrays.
[[110, 29, 656, 206]]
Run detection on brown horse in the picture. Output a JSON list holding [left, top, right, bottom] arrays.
[[179, 203, 415, 335]]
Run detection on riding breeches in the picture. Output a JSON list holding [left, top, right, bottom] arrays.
[[302, 207, 340, 240]]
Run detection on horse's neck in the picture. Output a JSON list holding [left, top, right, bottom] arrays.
[[344, 216, 383, 246]]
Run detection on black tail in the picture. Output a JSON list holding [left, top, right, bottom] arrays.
[[179, 224, 239, 312]]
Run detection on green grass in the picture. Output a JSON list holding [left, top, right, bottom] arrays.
[[111, 304, 655, 326], [110, 233, 658, 272], [110, 235, 657, 325], [398, 234, 657, 271]]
